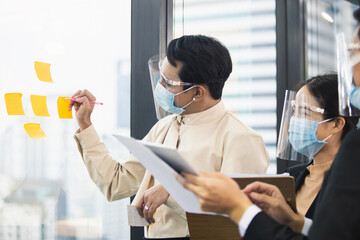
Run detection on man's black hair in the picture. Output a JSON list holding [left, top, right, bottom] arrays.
[[166, 35, 232, 100]]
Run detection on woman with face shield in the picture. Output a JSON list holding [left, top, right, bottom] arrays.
[[277, 74, 358, 219]]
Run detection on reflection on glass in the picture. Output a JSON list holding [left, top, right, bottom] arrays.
[[0, 0, 131, 239], [307, 0, 358, 77], [174, 0, 277, 173]]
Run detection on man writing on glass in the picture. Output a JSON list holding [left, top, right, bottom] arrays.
[[70, 35, 269, 239]]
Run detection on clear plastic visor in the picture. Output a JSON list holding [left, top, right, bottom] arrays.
[[148, 55, 196, 119], [148, 55, 169, 120], [336, 32, 360, 116], [276, 90, 327, 162]]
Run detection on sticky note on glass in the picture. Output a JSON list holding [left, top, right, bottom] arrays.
[[4, 93, 25, 115], [24, 123, 47, 139], [57, 97, 73, 119], [34, 61, 53, 83], [30, 95, 50, 117]]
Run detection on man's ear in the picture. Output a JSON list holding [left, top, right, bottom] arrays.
[[194, 85, 207, 100]]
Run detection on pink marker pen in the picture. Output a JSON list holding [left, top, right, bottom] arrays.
[[65, 98, 104, 105]]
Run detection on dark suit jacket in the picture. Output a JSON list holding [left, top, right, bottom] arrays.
[[286, 161, 318, 219], [244, 129, 360, 240]]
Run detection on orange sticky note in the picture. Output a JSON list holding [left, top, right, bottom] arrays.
[[24, 123, 47, 139], [30, 95, 50, 117], [34, 61, 53, 83], [4, 93, 25, 115], [57, 97, 73, 119]]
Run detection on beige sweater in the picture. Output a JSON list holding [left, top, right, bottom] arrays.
[[296, 160, 333, 216], [74, 101, 269, 238]]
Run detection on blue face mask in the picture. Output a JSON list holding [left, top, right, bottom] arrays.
[[288, 117, 333, 158], [350, 83, 360, 110], [154, 82, 196, 114]]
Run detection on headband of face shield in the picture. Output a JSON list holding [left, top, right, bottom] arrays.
[[148, 55, 197, 116], [336, 32, 360, 116], [276, 90, 333, 162]]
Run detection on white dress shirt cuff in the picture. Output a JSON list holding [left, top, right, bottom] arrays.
[[301, 217, 313, 236], [238, 204, 261, 237]]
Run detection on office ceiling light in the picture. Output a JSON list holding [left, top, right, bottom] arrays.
[[321, 11, 334, 23]]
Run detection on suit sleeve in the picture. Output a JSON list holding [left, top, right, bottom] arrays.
[[244, 212, 308, 240]]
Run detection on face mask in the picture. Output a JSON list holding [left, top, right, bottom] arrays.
[[288, 117, 333, 159], [350, 83, 360, 110], [154, 82, 196, 114]]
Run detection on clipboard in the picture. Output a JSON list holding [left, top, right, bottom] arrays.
[[186, 176, 296, 240]]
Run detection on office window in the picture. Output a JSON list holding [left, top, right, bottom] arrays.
[[173, 0, 277, 173], [0, 1, 131, 239], [307, 0, 358, 77]]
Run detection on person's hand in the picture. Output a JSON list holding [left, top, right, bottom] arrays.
[[69, 89, 96, 131], [243, 181, 304, 233], [135, 185, 170, 224], [177, 172, 253, 223]]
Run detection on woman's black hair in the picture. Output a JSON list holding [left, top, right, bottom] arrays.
[[295, 73, 358, 140]]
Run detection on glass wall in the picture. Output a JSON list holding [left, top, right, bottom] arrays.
[[307, 0, 358, 77], [173, 0, 277, 173], [0, 1, 131, 239]]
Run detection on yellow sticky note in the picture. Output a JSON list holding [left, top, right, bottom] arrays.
[[57, 97, 73, 119], [34, 61, 53, 83], [24, 123, 47, 139], [4, 93, 25, 115], [30, 95, 50, 117]]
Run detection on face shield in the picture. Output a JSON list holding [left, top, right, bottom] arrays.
[[148, 55, 196, 117], [276, 90, 332, 162], [148, 55, 170, 120], [337, 32, 360, 116]]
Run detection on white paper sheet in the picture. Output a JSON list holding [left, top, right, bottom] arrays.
[[112, 134, 213, 215]]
